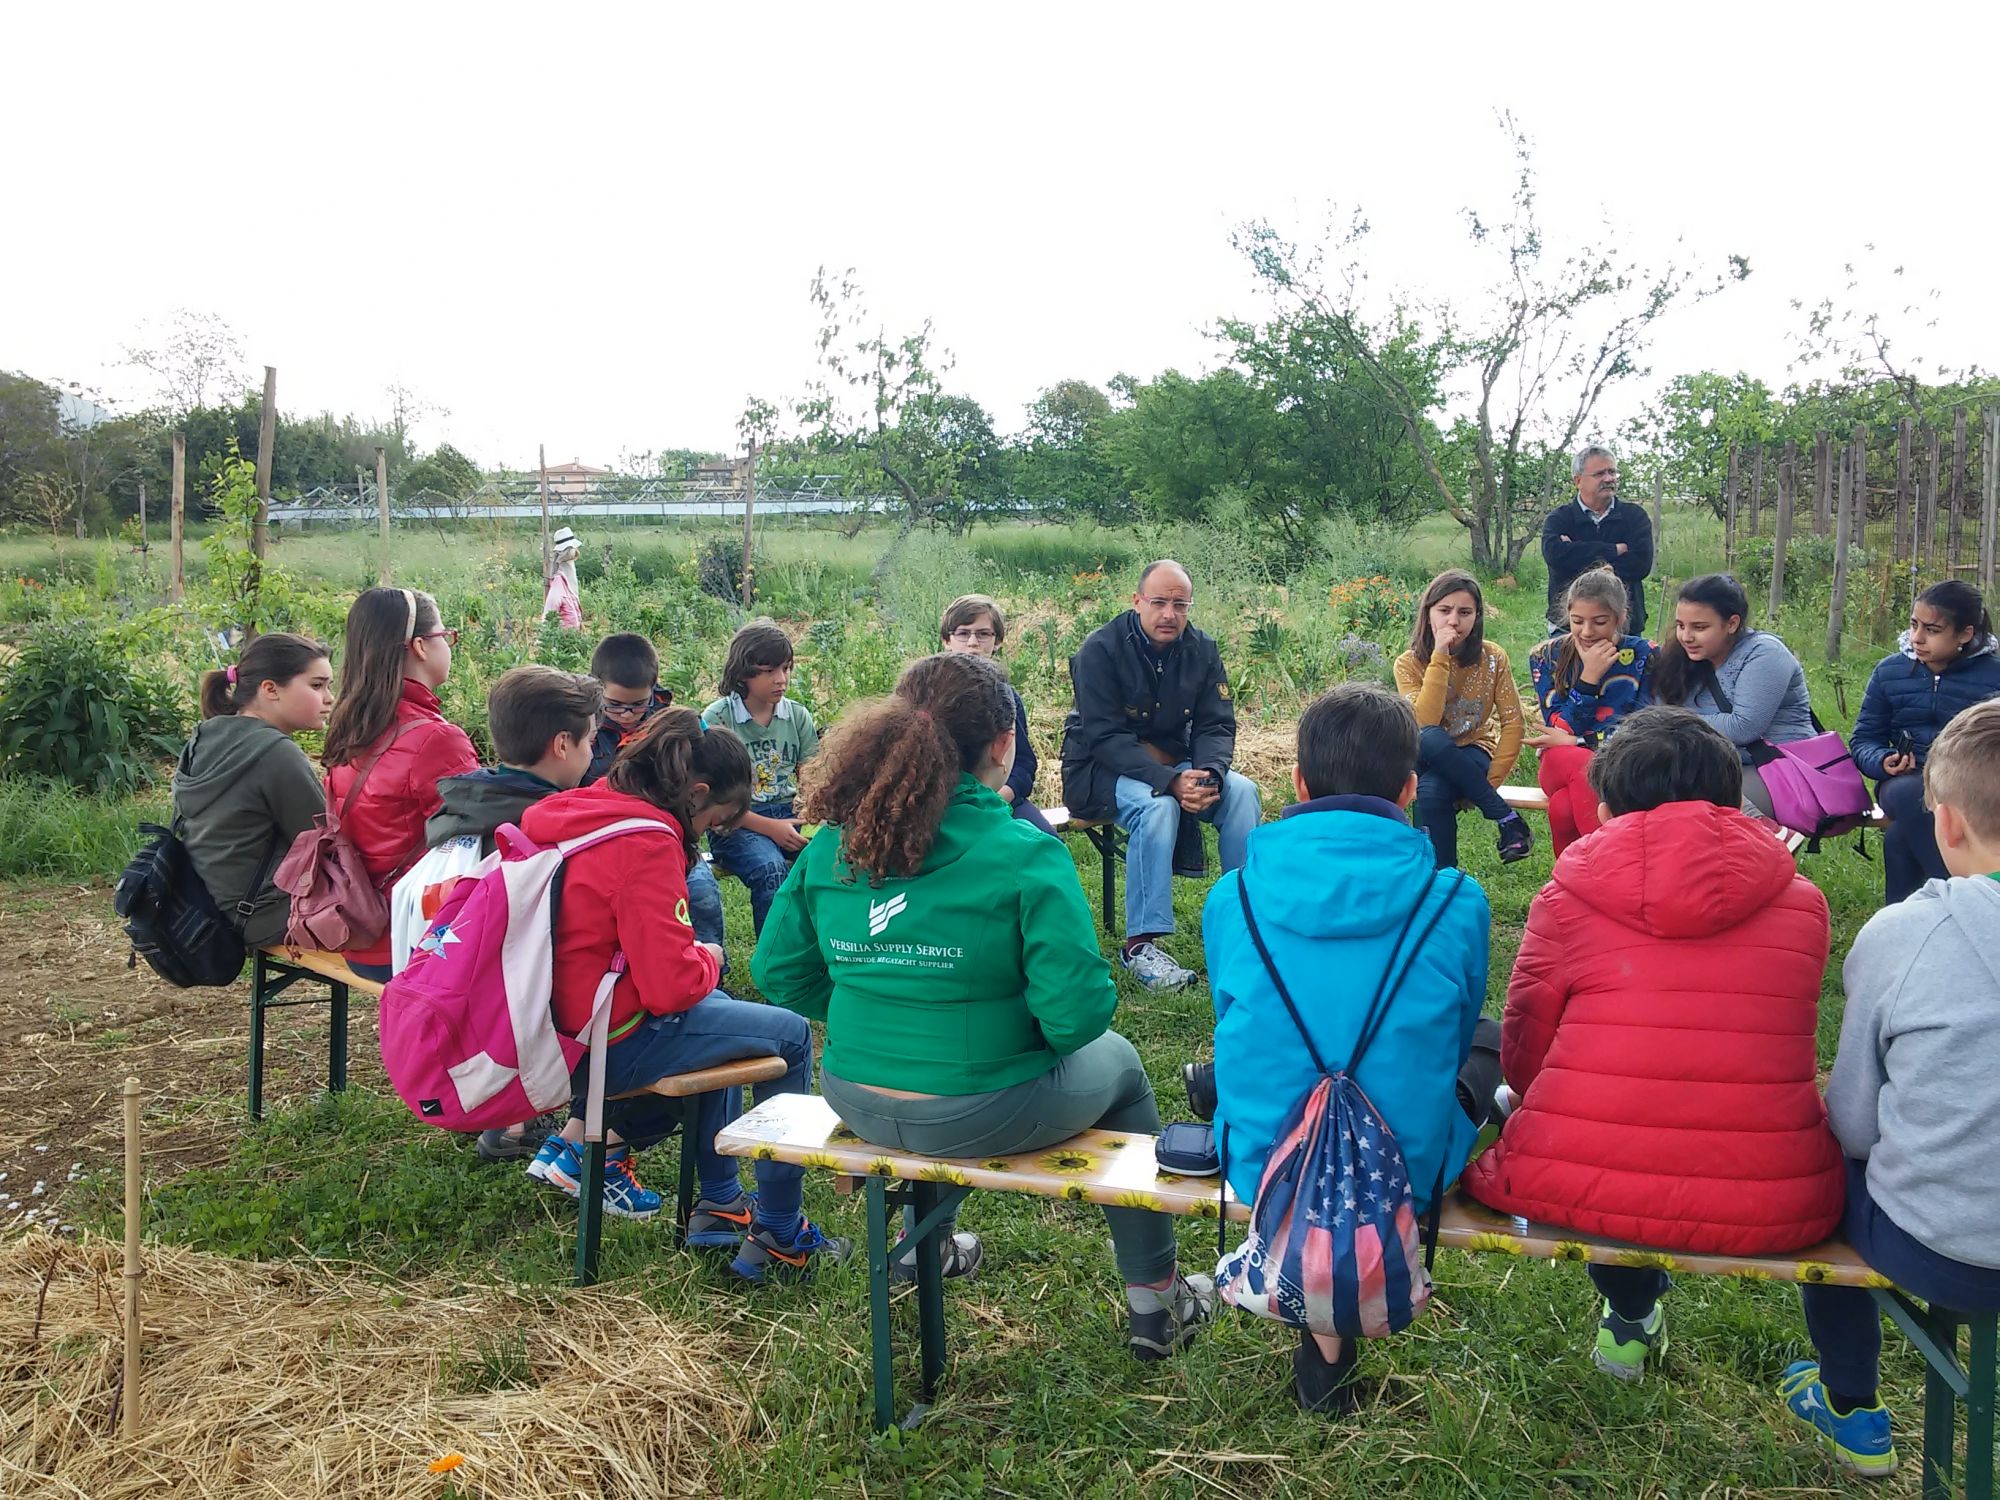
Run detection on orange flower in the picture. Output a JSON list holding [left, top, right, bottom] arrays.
[[428, 1453, 466, 1474]]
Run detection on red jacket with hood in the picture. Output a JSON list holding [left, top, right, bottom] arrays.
[[519, 784, 721, 1040], [324, 679, 478, 966], [1461, 800, 1844, 1254]]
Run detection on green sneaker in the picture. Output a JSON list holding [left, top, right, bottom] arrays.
[[1592, 1298, 1667, 1381]]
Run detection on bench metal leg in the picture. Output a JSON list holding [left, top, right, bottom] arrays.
[[1928, 1329, 1959, 1500], [866, 1176, 895, 1431], [574, 1139, 606, 1288], [674, 1100, 699, 1245], [328, 981, 349, 1094], [912, 1181, 949, 1404], [1967, 1314, 1995, 1500], [248, 952, 270, 1122]]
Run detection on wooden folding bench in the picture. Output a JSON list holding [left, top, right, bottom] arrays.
[[719, 1093, 1996, 1496], [249, 947, 786, 1289]]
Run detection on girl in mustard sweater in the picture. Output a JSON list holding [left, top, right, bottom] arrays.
[[1393, 570, 1530, 869]]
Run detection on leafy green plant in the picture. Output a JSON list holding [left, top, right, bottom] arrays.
[[0, 620, 189, 793], [193, 439, 295, 635]]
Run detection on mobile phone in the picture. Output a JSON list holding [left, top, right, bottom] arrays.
[[1892, 731, 1916, 759]]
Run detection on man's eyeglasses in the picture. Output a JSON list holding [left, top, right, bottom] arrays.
[[1139, 598, 1192, 614], [948, 628, 997, 644], [412, 628, 460, 647], [602, 696, 652, 718]]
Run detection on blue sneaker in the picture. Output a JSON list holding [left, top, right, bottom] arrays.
[[729, 1218, 855, 1283], [526, 1134, 578, 1184], [533, 1139, 663, 1221], [1778, 1361, 1898, 1478]]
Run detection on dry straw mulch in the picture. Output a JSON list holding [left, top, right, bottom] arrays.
[[1, 1233, 752, 1497]]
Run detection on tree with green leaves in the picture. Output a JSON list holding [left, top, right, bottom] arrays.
[[1237, 114, 1744, 572]]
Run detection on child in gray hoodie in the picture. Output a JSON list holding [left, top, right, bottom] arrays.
[[1778, 698, 2000, 1479]]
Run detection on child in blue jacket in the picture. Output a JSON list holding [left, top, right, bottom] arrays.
[[1848, 580, 2000, 903], [1202, 681, 1494, 1414]]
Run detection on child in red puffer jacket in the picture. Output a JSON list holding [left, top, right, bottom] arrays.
[[321, 588, 478, 980], [1463, 706, 1843, 1384]]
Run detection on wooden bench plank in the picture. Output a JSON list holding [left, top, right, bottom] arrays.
[[610, 1056, 787, 1101], [259, 946, 384, 997], [717, 1093, 1886, 1288]]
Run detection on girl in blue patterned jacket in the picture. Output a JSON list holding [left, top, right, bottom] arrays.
[[1525, 571, 1655, 855]]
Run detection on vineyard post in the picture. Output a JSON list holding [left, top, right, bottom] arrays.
[[1895, 416, 1914, 564], [376, 446, 391, 585], [1950, 407, 1968, 572], [252, 365, 276, 560], [1723, 440, 1739, 567], [1814, 429, 1833, 535], [1748, 444, 1765, 538], [739, 440, 759, 607], [1827, 433, 1857, 663], [1768, 440, 1796, 620], [169, 432, 186, 601], [1982, 407, 1998, 592], [538, 444, 552, 584]]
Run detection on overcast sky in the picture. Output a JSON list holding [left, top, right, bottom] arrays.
[[7, 2, 1995, 470]]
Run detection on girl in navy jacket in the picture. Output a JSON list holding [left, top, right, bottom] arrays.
[[1851, 580, 2000, 903]]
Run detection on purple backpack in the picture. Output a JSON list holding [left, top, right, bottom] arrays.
[[377, 816, 670, 1136]]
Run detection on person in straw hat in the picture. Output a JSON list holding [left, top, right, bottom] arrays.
[[543, 525, 584, 629]]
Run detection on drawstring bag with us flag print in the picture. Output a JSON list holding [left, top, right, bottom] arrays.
[[1215, 871, 1465, 1338]]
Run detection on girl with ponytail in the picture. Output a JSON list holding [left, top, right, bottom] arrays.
[[754, 653, 1216, 1353], [517, 710, 840, 1275], [320, 588, 478, 978], [172, 633, 335, 947], [1850, 578, 2000, 902], [1524, 571, 1656, 855]]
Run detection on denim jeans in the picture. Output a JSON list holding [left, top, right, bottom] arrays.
[[1414, 726, 1509, 870], [1800, 1158, 2000, 1400], [1112, 766, 1260, 938], [686, 858, 725, 948], [584, 990, 815, 1221], [707, 798, 796, 933], [1877, 772, 1945, 904], [822, 1030, 1176, 1285]]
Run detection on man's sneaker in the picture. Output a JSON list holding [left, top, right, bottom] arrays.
[[1182, 1061, 1217, 1123], [1122, 941, 1195, 993], [531, 1139, 663, 1220], [1128, 1273, 1215, 1361], [730, 1219, 855, 1283], [1592, 1298, 1667, 1381], [686, 1190, 758, 1249], [890, 1229, 984, 1282], [1496, 812, 1534, 864], [1778, 1361, 1899, 1478]]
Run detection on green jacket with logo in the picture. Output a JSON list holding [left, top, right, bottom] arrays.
[[752, 776, 1116, 1095]]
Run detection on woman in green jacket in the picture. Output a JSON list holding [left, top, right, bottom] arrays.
[[753, 652, 1214, 1362]]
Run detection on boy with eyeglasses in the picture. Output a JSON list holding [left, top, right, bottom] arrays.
[[584, 632, 726, 953], [940, 594, 1056, 835]]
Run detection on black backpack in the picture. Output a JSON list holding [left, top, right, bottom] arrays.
[[113, 822, 254, 987]]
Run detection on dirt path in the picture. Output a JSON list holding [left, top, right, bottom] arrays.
[[0, 884, 381, 1232]]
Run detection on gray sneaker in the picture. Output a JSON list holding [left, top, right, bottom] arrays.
[[1128, 1272, 1216, 1360], [890, 1229, 984, 1282], [1122, 941, 1195, 992]]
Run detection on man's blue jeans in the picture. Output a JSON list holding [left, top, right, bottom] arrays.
[[686, 859, 725, 948], [1112, 766, 1260, 937], [587, 990, 815, 1222], [707, 798, 796, 934]]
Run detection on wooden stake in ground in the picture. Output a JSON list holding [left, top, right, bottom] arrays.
[[1650, 470, 1664, 553], [252, 366, 276, 560], [1950, 407, 1968, 572], [169, 432, 186, 602], [122, 1075, 142, 1440], [1827, 432, 1858, 664], [1769, 440, 1796, 620], [1983, 406, 1999, 593], [1895, 416, 1914, 564], [739, 441, 758, 607], [375, 446, 391, 585], [1748, 445, 1765, 538], [538, 444, 553, 585], [1919, 430, 1941, 580], [1723, 441, 1740, 567], [1814, 430, 1832, 536]]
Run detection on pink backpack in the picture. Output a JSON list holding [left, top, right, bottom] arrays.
[[274, 724, 412, 951], [376, 816, 672, 1136]]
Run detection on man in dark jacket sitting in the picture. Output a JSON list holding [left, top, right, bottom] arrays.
[[1542, 445, 1654, 634], [1061, 560, 1262, 991]]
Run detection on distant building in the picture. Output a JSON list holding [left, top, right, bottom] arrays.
[[541, 459, 612, 497]]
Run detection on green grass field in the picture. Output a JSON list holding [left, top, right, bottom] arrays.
[[5, 510, 1950, 1494]]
